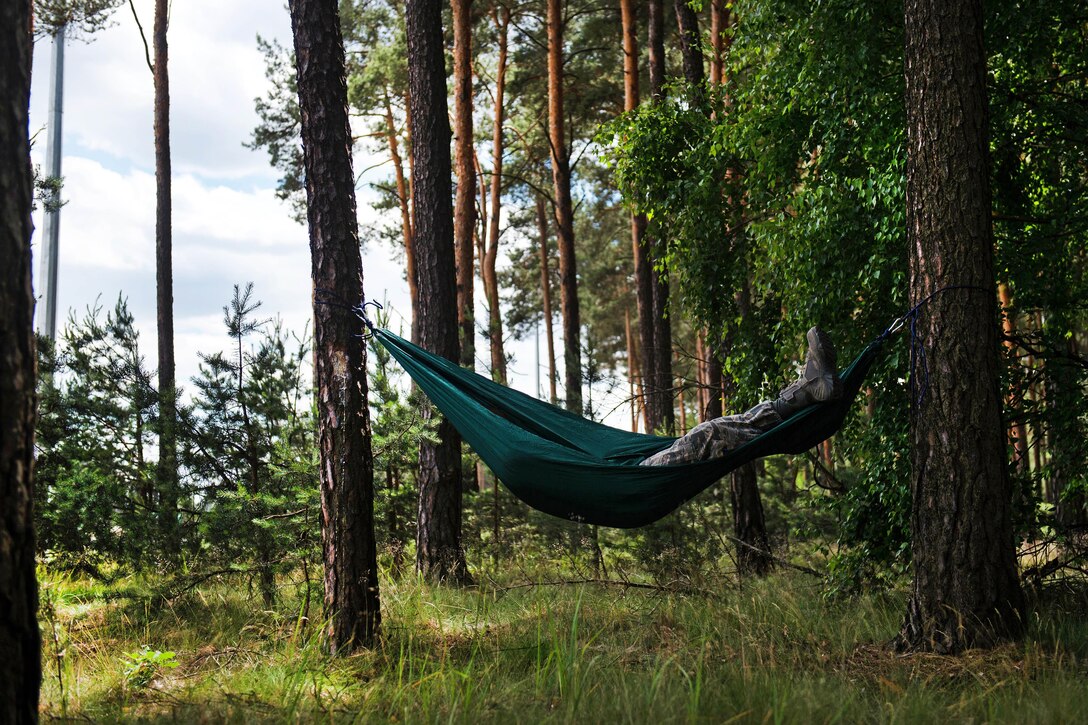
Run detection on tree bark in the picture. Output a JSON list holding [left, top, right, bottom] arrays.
[[289, 0, 381, 650], [536, 196, 559, 403], [547, 0, 582, 413], [674, 0, 704, 101], [625, 309, 639, 430], [675, 351, 686, 435], [383, 95, 417, 337], [704, 340, 722, 419], [153, 0, 180, 561], [647, 0, 666, 100], [731, 463, 772, 575], [709, 0, 723, 86], [453, 0, 476, 369], [1, 4, 41, 720], [483, 5, 510, 384], [622, 0, 656, 432], [727, 283, 772, 574], [406, 0, 471, 583], [643, 0, 673, 433], [996, 283, 1028, 473], [898, 0, 1024, 653], [650, 265, 674, 432]]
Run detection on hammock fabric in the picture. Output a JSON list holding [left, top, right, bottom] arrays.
[[375, 328, 883, 529]]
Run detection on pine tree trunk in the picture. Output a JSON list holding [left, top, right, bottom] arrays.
[[383, 97, 417, 335], [406, 0, 471, 584], [704, 347, 722, 419], [289, 0, 381, 650], [709, 0, 724, 86], [0, 3, 41, 718], [621, 0, 655, 432], [657, 0, 707, 434], [547, 0, 582, 414], [643, 0, 673, 433], [484, 6, 510, 384], [898, 0, 1024, 653], [675, 352, 686, 434], [153, 0, 180, 561], [674, 0, 704, 100], [625, 309, 639, 430], [725, 283, 772, 574], [453, 0, 476, 369], [537, 196, 559, 403], [647, 0, 666, 100], [650, 268, 673, 432], [997, 283, 1028, 473], [731, 463, 773, 575]]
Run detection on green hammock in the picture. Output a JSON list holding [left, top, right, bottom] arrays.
[[375, 328, 884, 528]]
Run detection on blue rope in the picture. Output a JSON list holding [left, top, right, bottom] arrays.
[[323, 286, 991, 409], [877, 284, 993, 408], [313, 288, 382, 339]]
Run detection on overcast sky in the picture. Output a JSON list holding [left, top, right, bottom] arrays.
[[28, 0, 635, 427]]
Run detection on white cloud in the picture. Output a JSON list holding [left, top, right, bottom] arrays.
[[27, 0, 637, 430], [31, 0, 293, 184], [41, 156, 156, 272]]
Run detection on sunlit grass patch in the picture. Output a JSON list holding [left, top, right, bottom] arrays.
[[36, 564, 1088, 723]]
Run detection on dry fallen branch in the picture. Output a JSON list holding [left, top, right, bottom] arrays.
[[489, 576, 721, 599]]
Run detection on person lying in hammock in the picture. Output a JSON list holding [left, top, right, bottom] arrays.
[[640, 327, 842, 466]]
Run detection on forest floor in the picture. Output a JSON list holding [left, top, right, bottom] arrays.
[[37, 559, 1088, 724]]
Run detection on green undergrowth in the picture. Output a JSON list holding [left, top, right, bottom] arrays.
[[37, 564, 1088, 723]]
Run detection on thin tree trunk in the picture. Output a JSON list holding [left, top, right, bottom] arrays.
[[651, 272, 673, 431], [709, 0, 723, 86], [625, 309, 639, 431], [153, 0, 180, 561], [728, 284, 771, 574], [484, 5, 510, 384], [406, 0, 471, 583], [647, 0, 665, 100], [704, 18, 737, 423], [0, 2, 41, 717], [547, 0, 582, 413], [898, 0, 1024, 652], [705, 337, 722, 419], [997, 283, 1029, 473], [383, 94, 417, 332], [239, 344, 276, 607], [674, 0, 704, 103], [644, 0, 673, 432], [731, 463, 772, 575], [695, 332, 707, 419], [622, 0, 656, 433], [289, 0, 381, 650], [385, 467, 403, 576], [537, 195, 559, 404], [453, 0, 476, 368], [676, 351, 687, 435]]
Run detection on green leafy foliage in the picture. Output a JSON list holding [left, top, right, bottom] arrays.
[[184, 284, 318, 606], [121, 646, 178, 689], [35, 298, 159, 569], [602, 0, 912, 584], [367, 308, 438, 569]]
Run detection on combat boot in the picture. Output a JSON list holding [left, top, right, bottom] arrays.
[[771, 326, 842, 420]]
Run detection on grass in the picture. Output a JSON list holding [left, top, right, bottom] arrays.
[[37, 561, 1088, 723]]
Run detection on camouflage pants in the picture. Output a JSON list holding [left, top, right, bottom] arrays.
[[639, 401, 783, 467]]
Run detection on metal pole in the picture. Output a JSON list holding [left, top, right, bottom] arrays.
[[37, 23, 66, 340]]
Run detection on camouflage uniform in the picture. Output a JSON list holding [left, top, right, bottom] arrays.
[[639, 401, 783, 467], [640, 327, 842, 467]]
